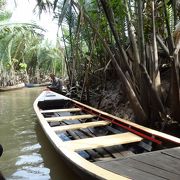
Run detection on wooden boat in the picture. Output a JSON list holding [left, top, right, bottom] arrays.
[[34, 90, 180, 180], [25, 82, 50, 88], [0, 83, 25, 92]]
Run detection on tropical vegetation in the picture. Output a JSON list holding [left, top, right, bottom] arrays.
[[34, 0, 180, 131], [1, 0, 180, 132], [0, 0, 64, 87]]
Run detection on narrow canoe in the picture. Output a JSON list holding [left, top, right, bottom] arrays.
[[33, 90, 180, 180], [0, 83, 25, 92], [25, 82, 50, 88]]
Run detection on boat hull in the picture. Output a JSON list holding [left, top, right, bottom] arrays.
[[33, 90, 180, 179], [25, 82, 50, 88], [0, 83, 25, 92]]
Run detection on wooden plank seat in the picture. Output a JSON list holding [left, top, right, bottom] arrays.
[[52, 121, 110, 132], [45, 114, 96, 122], [63, 132, 143, 151], [40, 108, 81, 113]]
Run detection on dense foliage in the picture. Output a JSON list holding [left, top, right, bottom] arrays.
[[3, 0, 180, 130], [0, 1, 64, 86]]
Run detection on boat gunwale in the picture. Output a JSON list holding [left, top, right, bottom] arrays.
[[72, 100, 180, 145]]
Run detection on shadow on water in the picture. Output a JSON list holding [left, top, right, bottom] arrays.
[[35, 118, 81, 180]]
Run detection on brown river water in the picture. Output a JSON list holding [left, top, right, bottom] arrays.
[[0, 87, 79, 180]]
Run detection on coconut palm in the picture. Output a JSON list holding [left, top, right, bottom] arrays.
[[0, 21, 65, 85]]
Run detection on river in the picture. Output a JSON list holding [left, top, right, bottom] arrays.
[[0, 88, 79, 180]]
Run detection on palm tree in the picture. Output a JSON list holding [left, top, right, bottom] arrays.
[[0, 22, 65, 84]]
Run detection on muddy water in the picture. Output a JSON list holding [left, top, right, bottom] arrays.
[[0, 88, 79, 179]]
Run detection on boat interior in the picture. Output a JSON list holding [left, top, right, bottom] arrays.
[[38, 98, 178, 163]]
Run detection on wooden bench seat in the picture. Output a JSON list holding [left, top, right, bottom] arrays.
[[52, 121, 110, 132], [63, 132, 143, 151], [40, 108, 81, 113], [45, 114, 96, 122]]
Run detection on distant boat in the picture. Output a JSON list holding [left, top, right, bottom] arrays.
[[25, 82, 50, 88], [0, 83, 25, 92], [34, 90, 180, 179]]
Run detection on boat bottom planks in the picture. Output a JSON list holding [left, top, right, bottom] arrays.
[[34, 90, 180, 179]]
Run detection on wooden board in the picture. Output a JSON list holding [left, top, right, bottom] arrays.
[[45, 114, 96, 122], [41, 108, 81, 113], [95, 159, 166, 180], [63, 123, 102, 160], [52, 121, 110, 132], [95, 147, 180, 180], [64, 132, 143, 151], [62, 120, 119, 160], [131, 150, 180, 175], [122, 158, 180, 179], [161, 147, 180, 159]]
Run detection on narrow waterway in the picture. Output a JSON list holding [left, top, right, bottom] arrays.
[[0, 88, 79, 179]]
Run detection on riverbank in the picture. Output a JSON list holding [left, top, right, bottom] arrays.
[[89, 80, 134, 121], [87, 79, 180, 138]]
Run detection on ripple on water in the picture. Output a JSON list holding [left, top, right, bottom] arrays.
[[21, 143, 41, 153], [11, 156, 50, 179], [17, 130, 34, 135], [15, 153, 43, 166], [11, 166, 50, 180]]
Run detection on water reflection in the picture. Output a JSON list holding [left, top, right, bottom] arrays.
[[35, 123, 79, 180], [0, 88, 79, 179]]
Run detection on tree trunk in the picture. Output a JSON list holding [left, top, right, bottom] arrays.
[[152, 1, 161, 95], [124, 0, 140, 82], [73, 0, 147, 125], [170, 54, 180, 122], [100, 0, 135, 83]]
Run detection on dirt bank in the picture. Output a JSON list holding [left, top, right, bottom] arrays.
[[89, 80, 135, 122]]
